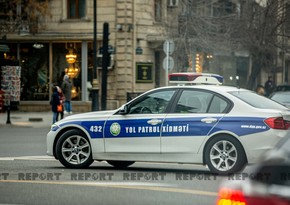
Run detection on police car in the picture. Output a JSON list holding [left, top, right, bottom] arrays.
[[46, 73, 290, 174]]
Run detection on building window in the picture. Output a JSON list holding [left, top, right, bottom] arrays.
[[67, 0, 86, 19], [0, 1, 23, 33], [154, 0, 162, 22]]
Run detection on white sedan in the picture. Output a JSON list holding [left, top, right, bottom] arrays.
[[47, 84, 290, 175]]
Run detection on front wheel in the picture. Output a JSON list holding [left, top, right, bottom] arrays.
[[56, 129, 94, 168], [205, 136, 247, 175]]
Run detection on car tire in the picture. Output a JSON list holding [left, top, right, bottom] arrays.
[[56, 129, 94, 168], [107, 160, 135, 169], [205, 135, 247, 175]]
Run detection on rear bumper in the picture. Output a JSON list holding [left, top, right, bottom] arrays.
[[240, 130, 287, 163]]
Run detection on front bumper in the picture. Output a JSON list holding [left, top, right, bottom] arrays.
[[46, 130, 56, 157]]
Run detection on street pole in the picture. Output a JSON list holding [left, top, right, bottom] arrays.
[[91, 0, 99, 111], [165, 41, 169, 86], [101, 22, 109, 111]]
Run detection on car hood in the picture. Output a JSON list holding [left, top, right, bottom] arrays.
[[57, 110, 118, 124]]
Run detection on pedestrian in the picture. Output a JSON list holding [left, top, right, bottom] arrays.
[[264, 76, 274, 96], [56, 86, 65, 120], [50, 86, 60, 124], [62, 74, 73, 114]]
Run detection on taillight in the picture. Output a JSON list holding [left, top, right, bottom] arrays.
[[217, 188, 246, 205], [264, 117, 290, 130]]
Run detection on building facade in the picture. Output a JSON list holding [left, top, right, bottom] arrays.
[[1, 0, 290, 112], [0, 0, 175, 111]]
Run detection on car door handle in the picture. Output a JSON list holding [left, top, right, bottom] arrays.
[[201, 118, 218, 124], [147, 119, 163, 125]]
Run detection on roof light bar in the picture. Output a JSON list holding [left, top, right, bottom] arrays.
[[168, 72, 223, 85]]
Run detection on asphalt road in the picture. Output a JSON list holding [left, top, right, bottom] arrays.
[[0, 126, 226, 205], [0, 126, 49, 157]]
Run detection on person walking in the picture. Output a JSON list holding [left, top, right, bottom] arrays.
[[62, 74, 73, 114], [50, 86, 60, 124], [56, 86, 65, 120]]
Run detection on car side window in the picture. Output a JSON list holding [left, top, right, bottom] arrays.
[[208, 95, 228, 113], [174, 90, 212, 113], [128, 90, 175, 114]]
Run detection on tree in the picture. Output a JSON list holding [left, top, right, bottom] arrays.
[[172, 0, 289, 89], [0, 0, 51, 35]]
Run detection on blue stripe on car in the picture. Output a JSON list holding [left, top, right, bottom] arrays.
[[58, 116, 269, 139]]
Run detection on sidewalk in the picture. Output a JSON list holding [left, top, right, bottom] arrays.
[[0, 111, 53, 128]]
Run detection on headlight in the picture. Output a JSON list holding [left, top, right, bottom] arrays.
[[51, 124, 60, 131]]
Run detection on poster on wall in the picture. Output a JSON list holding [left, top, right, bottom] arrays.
[[1, 66, 21, 105], [136, 63, 153, 83]]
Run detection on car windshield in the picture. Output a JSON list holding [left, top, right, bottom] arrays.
[[229, 91, 288, 109]]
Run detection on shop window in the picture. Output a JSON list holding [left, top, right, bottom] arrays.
[[52, 43, 82, 101], [67, 0, 86, 19], [18, 43, 50, 101]]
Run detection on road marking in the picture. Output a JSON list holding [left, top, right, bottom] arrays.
[[0, 156, 55, 161], [0, 180, 217, 197]]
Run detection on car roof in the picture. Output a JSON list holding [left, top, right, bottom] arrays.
[[152, 85, 248, 93]]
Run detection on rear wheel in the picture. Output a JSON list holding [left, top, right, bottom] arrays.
[[205, 135, 247, 175], [56, 129, 93, 168], [107, 160, 135, 169]]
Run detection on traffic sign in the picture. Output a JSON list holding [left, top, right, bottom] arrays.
[[163, 56, 174, 71], [163, 40, 175, 55]]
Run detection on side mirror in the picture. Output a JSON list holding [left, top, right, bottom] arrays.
[[119, 105, 129, 115]]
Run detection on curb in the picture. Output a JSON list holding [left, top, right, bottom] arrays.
[[28, 118, 43, 122], [0, 112, 52, 128]]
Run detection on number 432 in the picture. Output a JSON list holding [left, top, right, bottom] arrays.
[[90, 126, 102, 132]]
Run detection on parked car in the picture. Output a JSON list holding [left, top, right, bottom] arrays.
[[273, 84, 290, 92], [46, 74, 290, 175], [269, 91, 290, 108], [216, 132, 290, 205]]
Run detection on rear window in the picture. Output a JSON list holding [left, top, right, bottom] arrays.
[[271, 93, 290, 103], [229, 91, 288, 109]]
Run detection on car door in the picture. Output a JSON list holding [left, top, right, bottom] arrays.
[[161, 88, 230, 154], [104, 89, 177, 153]]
